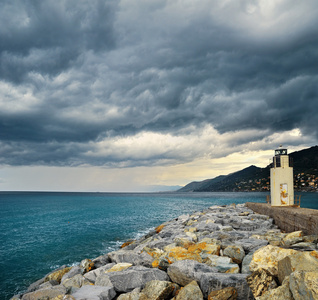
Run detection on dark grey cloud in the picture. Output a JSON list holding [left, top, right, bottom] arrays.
[[1, 0, 318, 167], [0, 0, 116, 83]]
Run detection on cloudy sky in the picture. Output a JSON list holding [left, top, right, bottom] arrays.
[[1, 0, 318, 192]]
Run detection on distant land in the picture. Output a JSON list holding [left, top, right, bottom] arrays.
[[143, 185, 183, 192], [178, 146, 318, 193]]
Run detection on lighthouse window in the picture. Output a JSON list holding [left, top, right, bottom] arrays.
[[289, 156, 293, 167], [274, 156, 281, 167]]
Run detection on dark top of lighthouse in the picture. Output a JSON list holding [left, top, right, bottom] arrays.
[[275, 148, 287, 156], [272, 146, 293, 168]]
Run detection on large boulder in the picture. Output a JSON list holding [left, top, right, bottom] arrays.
[[93, 254, 111, 268], [84, 263, 115, 283], [198, 273, 253, 300], [95, 274, 114, 287], [21, 286, 67, 300], [62, 274, 92, 289], [105, 266, 169, 293], [71, 285, 116, 300], [176, 280, 203, 300], [249, 245, 297, 275], [45, 267, 72, 283], [139, 280, 176, 300], [277, 250, 318, 284], [241, 253, 253, 274], [289, 271, 318, 300], [188, 242, 221, 257], [61, 266, 83, 283], [167, 260, 218, 287], [26, 277, 46, 293]]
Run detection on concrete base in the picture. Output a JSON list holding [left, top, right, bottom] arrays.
[[246, 202, 318, 235]]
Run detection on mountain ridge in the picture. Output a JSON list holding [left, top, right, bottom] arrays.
[[178, 145, 318, 192]]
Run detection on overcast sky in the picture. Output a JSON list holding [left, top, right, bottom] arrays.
[[1, 0, 318, 192]]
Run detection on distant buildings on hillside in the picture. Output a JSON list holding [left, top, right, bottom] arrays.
[[233, 173, 318, 192]]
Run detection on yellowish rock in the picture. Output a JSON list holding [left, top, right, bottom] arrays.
[[106, 263, 133, 273], [278, 250, 318, 283], [249, 245, 297, 276], [185, 232, 198, 243], [143, 246, 164, 259], [281, 230, 304, 246], [152, 246, 203, 268], [140, 280, 176, 300], [176, 280, 203, 300], [155, 224, 165, 233], [256, 276, 293, 300], [167, 247, 202, 263], [246, 268, 278, 298], [187, 242, 220, 256], [289, 271, 318, 300], [45, 267, 72, 283], [120, 240, 135, 248], [164, 243, 178, 252]]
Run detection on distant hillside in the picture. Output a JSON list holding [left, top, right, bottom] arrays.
[[178, 145, 318, 192], [179, 165, 269, 192], [179, 175, 226, 192], [290, 145, 318, 175]]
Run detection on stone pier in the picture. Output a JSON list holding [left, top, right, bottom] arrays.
[[246, 202, 318, 235]]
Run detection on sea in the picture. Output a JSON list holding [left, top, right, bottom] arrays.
[[1, 191, 317, 300]]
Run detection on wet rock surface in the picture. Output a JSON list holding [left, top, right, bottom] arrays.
[[11, 203, 318, 300]]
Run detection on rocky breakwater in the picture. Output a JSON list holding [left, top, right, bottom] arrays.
[[11, 204, 318, 300]]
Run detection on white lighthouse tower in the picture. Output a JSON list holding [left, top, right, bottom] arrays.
[[270, 146, 294, 206]]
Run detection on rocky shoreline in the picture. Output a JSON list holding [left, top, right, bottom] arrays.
[[11, 203, 318, 300]]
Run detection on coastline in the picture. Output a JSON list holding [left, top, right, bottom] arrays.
[[11, 203, 318, 300]]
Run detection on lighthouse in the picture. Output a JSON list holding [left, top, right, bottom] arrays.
[[270, 146, 294, 206]]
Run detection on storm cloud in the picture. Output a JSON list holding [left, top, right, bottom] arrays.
[[1, 0, 318, 168]]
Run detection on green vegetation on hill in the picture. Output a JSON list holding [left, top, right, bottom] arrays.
[[179, 146, 318, 192]]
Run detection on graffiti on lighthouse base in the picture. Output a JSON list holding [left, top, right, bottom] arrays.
[[280, 183, 288, 205]]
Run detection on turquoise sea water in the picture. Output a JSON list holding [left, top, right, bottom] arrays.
[[1, 191, 317, 300]]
